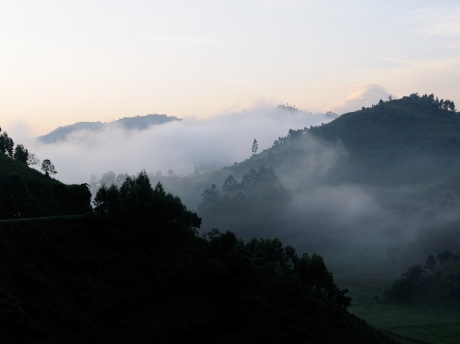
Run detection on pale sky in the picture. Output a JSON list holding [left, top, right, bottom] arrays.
[[1, 0, 460, 135]]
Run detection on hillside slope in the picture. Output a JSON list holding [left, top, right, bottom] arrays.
[[0, 153, 91, 219], [0, 213, 397, 343], [222, 95, 460, 188]]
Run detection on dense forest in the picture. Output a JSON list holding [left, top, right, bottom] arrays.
[[0, 159, 396, 342]]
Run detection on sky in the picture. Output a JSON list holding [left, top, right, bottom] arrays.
[[1, 0, 460, 135]]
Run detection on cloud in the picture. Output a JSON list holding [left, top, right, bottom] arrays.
[[28, 105, 331, 185], [410, 7, 460, 37], [326, 84, 392, 114]]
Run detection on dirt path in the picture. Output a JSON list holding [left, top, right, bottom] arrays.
[[0, 214, 85, 223]]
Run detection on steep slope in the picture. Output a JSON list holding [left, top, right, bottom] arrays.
[[0, 153, 91, 219], [223, 95, 460, 187], [0, 199, 397, 343], [37, 114, 181, 144]]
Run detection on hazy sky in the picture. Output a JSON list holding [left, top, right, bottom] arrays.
[[2, 1, 460, 134]]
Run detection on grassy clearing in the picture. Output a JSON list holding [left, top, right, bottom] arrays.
[[342, 272, 460, 344]]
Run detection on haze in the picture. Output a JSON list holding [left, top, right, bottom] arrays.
[[2, 1, 460, 134]]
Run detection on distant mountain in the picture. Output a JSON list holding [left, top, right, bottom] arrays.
[[37, 114, 181, 144]]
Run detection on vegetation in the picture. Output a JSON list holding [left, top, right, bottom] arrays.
[[198, 166, 291, 239], [0, 170, 397, 343], [0, 150, 90, 219], [386, 249, 460, 303]]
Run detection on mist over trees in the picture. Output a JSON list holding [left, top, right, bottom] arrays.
[[78, 93, 460, 277], [198, 166, 291, 239]]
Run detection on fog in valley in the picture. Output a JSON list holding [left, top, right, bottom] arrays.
[[26, 105, 329, 183], [11, 90, 460, 276]]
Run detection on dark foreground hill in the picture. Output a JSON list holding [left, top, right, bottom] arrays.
[[0, 153, 91, 219], [0, 173, 396, 343], [37, 114, 181, 144]]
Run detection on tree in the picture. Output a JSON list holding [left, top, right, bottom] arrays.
[[13, 144, 29, 164], [252, 139, 258, 155], [0, 131, 14, 156], [27, 153, 40, 166], [41, 159, 57, 176], [424, 254, 437, 271], [100, 170, 116, 186], [390, 278, 415, 303]]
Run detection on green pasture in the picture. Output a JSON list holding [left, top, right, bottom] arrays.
[[343, 273, 460, 344]]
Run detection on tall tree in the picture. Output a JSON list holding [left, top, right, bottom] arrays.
[[41, 159, 57, 176], [0, 131, 14, 156], [13, 144, 29, 164], [252, 139, 258, 155]]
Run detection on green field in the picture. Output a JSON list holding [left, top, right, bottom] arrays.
[[342, 274, 460, 344]]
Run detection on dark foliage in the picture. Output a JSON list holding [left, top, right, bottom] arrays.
[[0, 153, 91, 219], [0, 129, 14, 157], [387, 250, 460, 302], [198, 166, 291, 238], [41, 159, 57, 176], [0, 211, 396, 343]]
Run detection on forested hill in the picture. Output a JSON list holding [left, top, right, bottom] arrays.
[[37, 114, 181, 144], [221, 93, 460, 188], [0, 152, 91, 219], [0, 172, 397, 343]]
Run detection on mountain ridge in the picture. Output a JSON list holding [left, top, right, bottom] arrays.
[[37, 114, 181, 144]]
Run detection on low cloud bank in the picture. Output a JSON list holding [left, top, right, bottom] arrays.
[[27, 105, 331, 184]]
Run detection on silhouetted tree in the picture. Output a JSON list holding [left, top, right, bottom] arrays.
[[252, 139, 258, 155], [0, 131, 14, 156], [13, 144, 28, 164], [41, 159, 57, 176]]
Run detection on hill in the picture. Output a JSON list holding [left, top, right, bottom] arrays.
[[135, 95, 457, 210], [0, 153, 91, 219], [0, 172, 397, 343], [37, 114, 181, 144]]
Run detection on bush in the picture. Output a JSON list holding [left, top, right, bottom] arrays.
[[390, 278, 415, 303]]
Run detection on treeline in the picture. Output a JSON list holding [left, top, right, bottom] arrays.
[[93, 170, 349, 309], [386, 249, 460, 302], [93, 170, 201, 233], [198, 166, 291, 238], [0, 198, 398, 343], [0, 127, 39, 166], [401, 93, 456, 112]]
